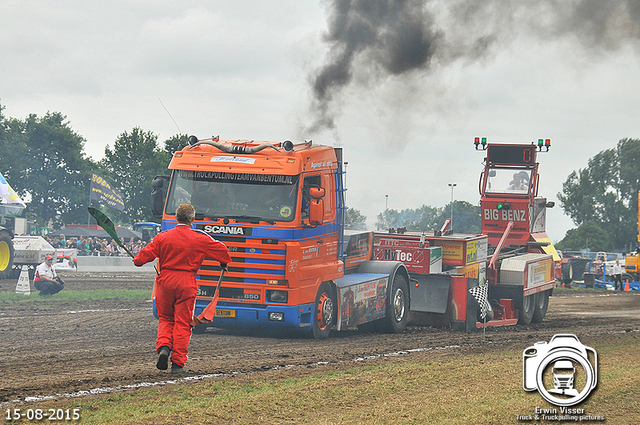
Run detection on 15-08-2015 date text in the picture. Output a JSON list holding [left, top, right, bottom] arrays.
[[5, 409, 80, 421]]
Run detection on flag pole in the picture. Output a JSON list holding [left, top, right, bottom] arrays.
[[88, 172, 92, 228]]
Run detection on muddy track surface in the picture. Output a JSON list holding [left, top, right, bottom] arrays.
[[1, 273, 639, 406]]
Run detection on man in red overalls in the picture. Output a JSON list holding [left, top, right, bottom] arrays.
[[134, 204, 231, 373]]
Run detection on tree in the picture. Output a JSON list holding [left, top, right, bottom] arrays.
[[376, 208, 401, 230], [439, 201, 482, 235], [163, 134, 189, 156], [375, 202, 480, 234], [558, 138, 640, 251], [0, 108, 95, 228], [555, 221, 613, 252], [101, 128, 175, 223], [345, 207, 366, 229]]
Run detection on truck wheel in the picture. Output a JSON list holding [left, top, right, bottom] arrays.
[[519, 294, 535, 325], [0, 232, 14, 280], [380, 274, 409, 333], [561, 263, 573, 287], [561, 262, 572, 285], [532, 290, 550, 323], [312, 282, 336, 340]]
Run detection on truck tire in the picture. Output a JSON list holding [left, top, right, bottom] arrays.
[[562, 263, 573, 283], [532, 290, 550, 323], [583, 273, 596, 288], [569, 258, 590, 280], [519, 294, 535, 325], [312, 282, 336, 340], [379, 274, 409, 334], [0, 231, 14, 280], [561, 262, 572, 285]]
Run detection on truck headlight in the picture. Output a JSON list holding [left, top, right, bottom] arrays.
[[266, 290, 288, 303]]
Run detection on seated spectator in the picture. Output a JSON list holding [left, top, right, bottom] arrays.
[[34, 254, 65, 296]]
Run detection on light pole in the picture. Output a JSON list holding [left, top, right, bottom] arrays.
[[448, 183, 456, 231]]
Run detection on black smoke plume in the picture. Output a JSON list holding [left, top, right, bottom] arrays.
[[307, 0, 640, 135]]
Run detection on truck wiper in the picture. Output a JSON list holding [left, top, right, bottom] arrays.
[[229, 215, 275, 225], [194, 212, 221, 221]]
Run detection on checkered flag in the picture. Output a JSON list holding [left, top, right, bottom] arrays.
[[469, 285, 492, 321]]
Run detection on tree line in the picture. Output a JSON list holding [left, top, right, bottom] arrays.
[[0, 103, 187, 228], [372, 201, 481, 235], [556, 138, 640, 253]]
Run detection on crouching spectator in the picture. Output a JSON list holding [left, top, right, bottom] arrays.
[[34, 254, 65, 295]]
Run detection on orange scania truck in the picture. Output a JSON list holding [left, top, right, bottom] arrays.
[[150, 136, 559, 338]]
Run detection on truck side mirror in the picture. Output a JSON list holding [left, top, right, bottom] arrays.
[[151, 189, 165, 217], [151, 176, 169, 217], [309, 199, 324, 226], [152, 176, 165, 189], [308, 187, 325, 226], [309, 187, 325, 198]]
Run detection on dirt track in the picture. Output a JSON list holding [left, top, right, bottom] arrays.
[[1, 273, 639, 406]]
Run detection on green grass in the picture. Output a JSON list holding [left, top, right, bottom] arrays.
[[0, 289, 150, 303], [31, 333, 639, 424]]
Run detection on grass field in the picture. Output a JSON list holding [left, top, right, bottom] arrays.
[[0, 289, 150, 303], [29, 332, 638, 424]]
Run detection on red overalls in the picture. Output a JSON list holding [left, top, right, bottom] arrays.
[[134, 224, 231, 367]]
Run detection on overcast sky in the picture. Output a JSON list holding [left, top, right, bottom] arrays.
[[2, 0, 640, 243]]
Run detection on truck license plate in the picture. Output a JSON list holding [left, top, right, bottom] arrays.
[[215, 309, 235, 318]]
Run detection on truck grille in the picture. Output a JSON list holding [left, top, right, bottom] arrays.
[[197, 234, 286, 285]]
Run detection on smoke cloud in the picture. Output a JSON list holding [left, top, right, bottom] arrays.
[[307, 0, 640, 135]]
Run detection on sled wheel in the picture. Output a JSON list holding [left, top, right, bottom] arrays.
[[312, 282, 336, 340], [532, 290, 550, 323], [380, 274, 409, 333], [519, 294, 535, 325]]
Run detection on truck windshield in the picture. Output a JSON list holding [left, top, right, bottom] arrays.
[[165, 170, 300, 223], [485, 167, 531, 195]]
